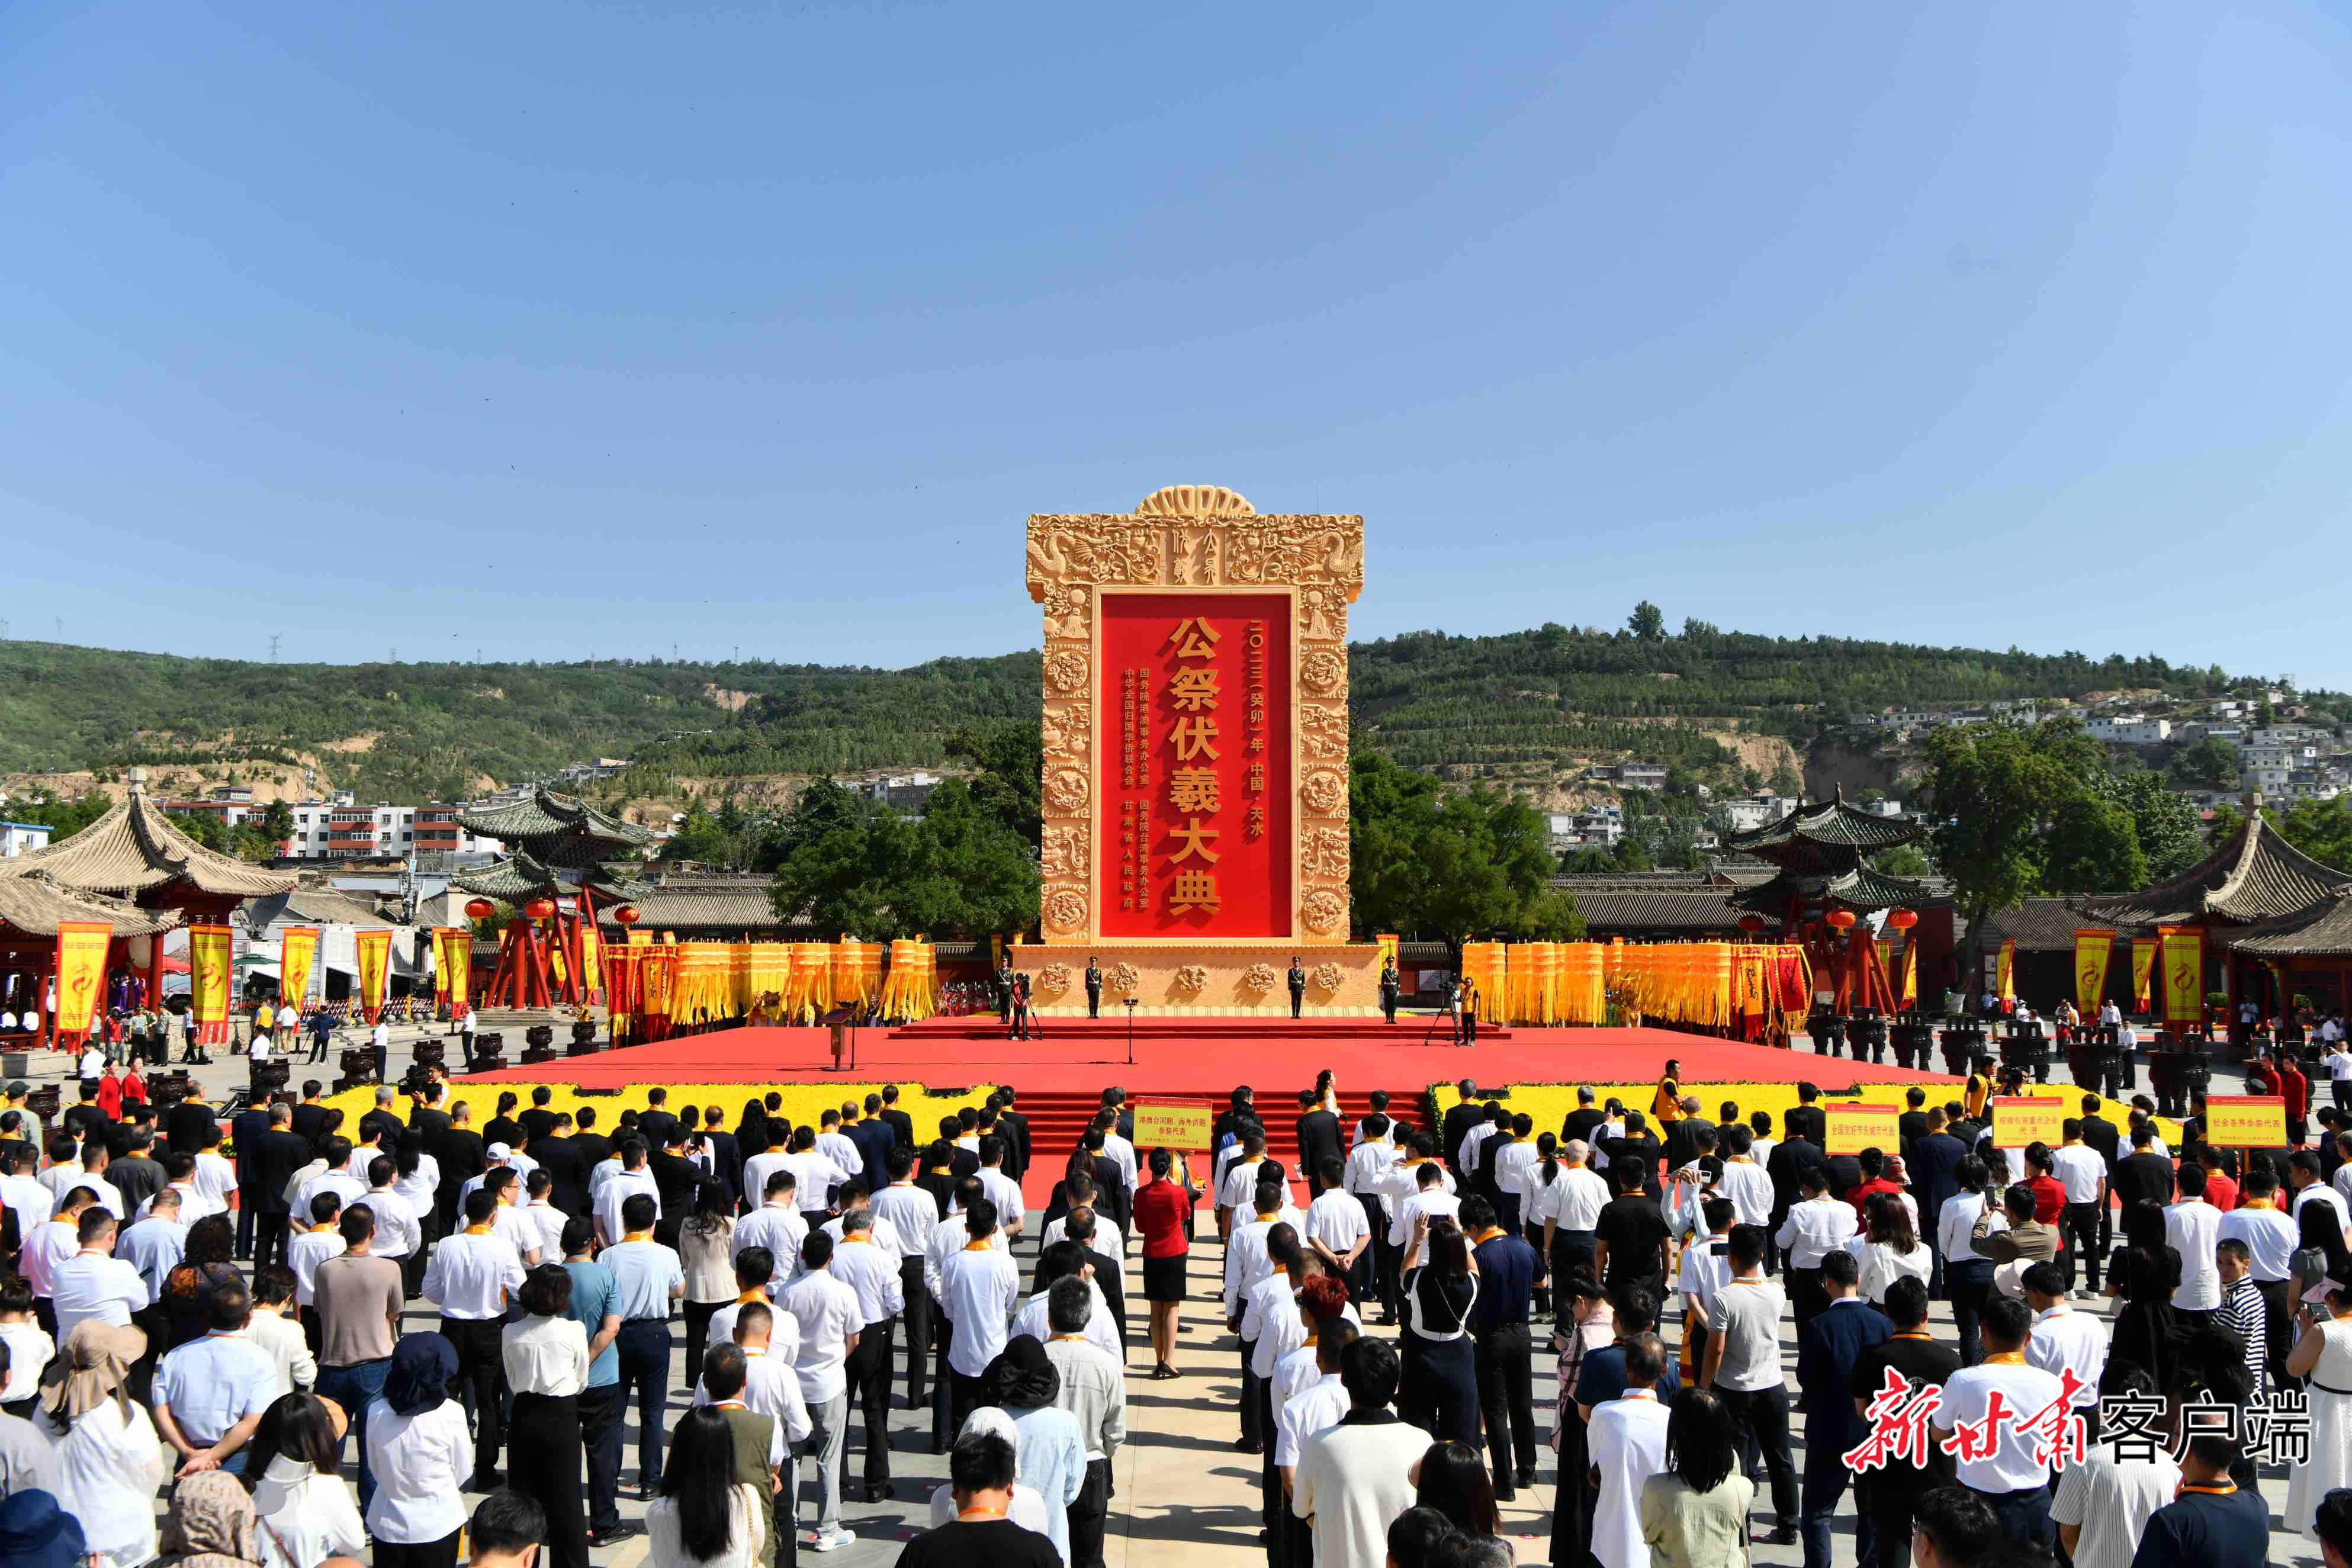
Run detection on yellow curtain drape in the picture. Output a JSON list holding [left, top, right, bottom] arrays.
[[878, 939, 938, 1022]]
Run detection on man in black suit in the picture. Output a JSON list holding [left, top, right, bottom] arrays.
[[1766, 1122, 1827, 1235], [230, 1096, 274, 1260], [876, 1085, 915, 1151], [1560, 1087, 1606, 1148], [699, 1107, 741, 1207], [1662, 1101, 1715, 1172], [1599, 1112, 1664, 1199], [636, 1088, 680, 1152], [1066, 1207, 1128, 1351], [847, 1100, 895, 1193], [1294, 1091, 1344, 1200], [2109, 1122, 2176, 1212], [1213, 1088, 1258, 1155], [648, 1127, 701, 1245], [1909, 1108, 1969, 1286], [534, 1114, 592, 1217], [1784, 1083, 1827, 1149], [994, 1090, 1031, 1179], [431, 1101, 487, 1232], [2077, 1092, 2121, 1254], [1441, 1080, 1487, 1177], [249, 1103, 313, 1276], [1101, 1088, 1134, 1143], [571, 1106, 611, 1171], [1897, 1087, 1930, 1153], [407, 1081, 453, 1146], [519, 1087, 559, 1145], [290, 1081, 332, 1149], [357, 1086, 405, 1151], [165, 1090, 214, 1158]]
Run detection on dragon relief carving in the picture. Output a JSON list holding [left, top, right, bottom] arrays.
[[1042, 888, 1089, 934], [1302, 825, 1350, 881], [1242, 963, 1280, 994], [1302, 889, 1347, 934], [1045, 649, 1090, 695], [1045, 769, 1089, 815], [1040, 703, 1090, 760], [1107, 962, 1140, 995], [1172, 965, 1210, 994], [1037, 963, 1071, 994], [1310, 962, 1344, 994], [1298, 705, 1348, 760], [1302, 769, 1348, 817], [1040, 827, 1090, 881], [1301, 648, 1347, 695]]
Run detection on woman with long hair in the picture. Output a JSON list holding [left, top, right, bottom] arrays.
[[1846, 1191, 1932, 1305], [245, 1392, 367, 1568], [1132, 1147, 1199, 1380], [1640, 1388, 1753, 1567], [501, 1265, 590, 1568], [2104, 1205, 2183, 1395], [2295, 1200, 2352, 1302], [364, 1335, 473, 1568], [679, 1181, 737, 1378], [34, 1321, 165, 1568], [1399, 1217, 1481, 1443], [1313, 1069, 1341, 1117], [393, 1136, 441, 1298], [159, 1214, 242, 1350], [2288, 1283, 2352, 1537], [1412, 1440, 1502, 1541], [645, 1406, 761, 1568]]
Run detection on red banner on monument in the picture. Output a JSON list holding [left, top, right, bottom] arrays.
[[1098, 592, 1294, 939]]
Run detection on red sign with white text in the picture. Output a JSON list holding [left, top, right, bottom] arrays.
[[1098, 592, 1293, 938]]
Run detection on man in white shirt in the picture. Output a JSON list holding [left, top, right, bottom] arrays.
[[741, 1131, 795, 1215], [974, 1146, 1026, 1241], [737, 1171, 809, 1266], [2165, 1163, 2225, 1323], [1290, 1336, 1433, 1568], [287, 1193, 349, 1319], [1385, 1161, 1460, 1251], [116, 1188, 191, 1299], [1532, 1139, 1612, 1288], [781, 1130, 853, 1219], [1587, 1336, 1675, 1568], [592, 1141, 661, 1248], [369, 1018, 391, 1082], [2020, 1261, 2104, 1434], [781, 1230, 865, 1547], [1935, 1295, 2067, 1544], [1773, 1165, 1858, 1329], [1716, 1124, 1774, 1231], [934, 1196, 1020, 1435], [152, 1280, 277, 1477], [2049, 1121, 2109, 1295], [480, 1169, 543, 1268], [358, 1156, 424, 1270], [420, 1188, 528, 1490], [1303, 1161, 1372, 1296], [49, 1209, 152, 1338], [1217, 1130, 1271, 1233], [2221, 1168, 2299, 1389], [2324, 1040, 2352, 1111], [826, 1207, 904, 1505], [516, 1169, 567, 1264]]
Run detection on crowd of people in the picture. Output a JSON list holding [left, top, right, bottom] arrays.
[[8, 1049, 2352, 1568]]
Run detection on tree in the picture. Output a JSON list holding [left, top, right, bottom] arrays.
[[663, 802, 737, 866], [2110, 772, 2205, 881], [1921, 720, 2120, 928], [1627, 601, 1665, 640], [945, 725, 1042, 845], [1348, 753, 1582, 944], [1874, 844, 1935, 879], [2166, 737, 2241, 791], [2274, 797, 2352, 873], [763, 775, 1038, 940]]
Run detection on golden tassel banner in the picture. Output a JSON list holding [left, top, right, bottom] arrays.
[[2130, 939, 2154, 1013], [1899, 937, 1917, 1011], [356, 930, 393, 1024], [2158, 925, 2205, 1032], [878, 939, 938, 1021], [280, 926, 319, 1017], [1459, 942, 1507, 1024], [1995, 939, 2015, 1004], [788, 942, 834, 1022], [51, 921, 111, 1049], [190, 924, 234, 1045], [832, 938, 883, 1013], [2073, 928, 2115, 1013]]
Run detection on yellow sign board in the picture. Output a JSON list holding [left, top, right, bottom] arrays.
[[2204, 1095, 2289, 1148], [1991, 1097, 2068, 1151], [1824, 1103, 1901, 1157], [1132, 1102, 1213, 1151]]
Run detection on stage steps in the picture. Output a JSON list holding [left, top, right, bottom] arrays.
[[892, 1016, 1512, 1045]]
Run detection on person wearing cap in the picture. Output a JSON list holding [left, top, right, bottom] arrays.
[[0, 1487, 86, 1568]]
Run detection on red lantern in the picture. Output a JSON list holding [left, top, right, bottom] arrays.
[[1825, 908, 1858, 931], [464, 898, 494, 921], [1885, 907, 1919, 931], [614, 905, 641, 926], [1736, 913, 1768, 935], [524, 898, 556, 920]]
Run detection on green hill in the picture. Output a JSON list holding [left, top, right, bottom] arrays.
[[0, 622, 2247, 805]]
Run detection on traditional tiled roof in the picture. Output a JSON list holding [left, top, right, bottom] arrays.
[[456, 789, 653, 851], [2078, 816, 2352, 927], [1728, 866, 1946, 916], [2220, 895, 2352, 958], [1720, 791, 1925, 863], [0, 872, 177, 939], [1, 789, 295, 900], [452, 853, 648, 904], [1974, 897, 2149, 954], [595, 877, 782, 933], [1567, 887, 1746, 934]]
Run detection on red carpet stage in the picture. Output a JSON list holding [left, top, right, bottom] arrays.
[[471, 1018, 1961, 1202]]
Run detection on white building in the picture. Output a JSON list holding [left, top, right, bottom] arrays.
[[0, 822, 52, 858], [2087, 715, 2172, 746], [280, 798, 503, 861]]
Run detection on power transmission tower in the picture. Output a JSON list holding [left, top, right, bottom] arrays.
[[0, 619, 9, 640], [268, 634, 281, 661], [54, 618, 62, 641]]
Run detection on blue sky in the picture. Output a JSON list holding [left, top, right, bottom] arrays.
[[7, 3, 2349, 687]]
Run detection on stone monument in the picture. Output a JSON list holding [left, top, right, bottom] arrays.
[[1020, 484, 1379, 1015]]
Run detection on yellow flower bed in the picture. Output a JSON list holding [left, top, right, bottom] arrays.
[[322, 1079, 1002, 1138], [1429, 1079, 2175, 1144]]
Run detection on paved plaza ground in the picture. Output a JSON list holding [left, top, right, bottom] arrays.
[[38, 1024, 2321, 1567]]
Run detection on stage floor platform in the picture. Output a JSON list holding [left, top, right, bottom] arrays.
[[467, 1017, 1958, 1097]]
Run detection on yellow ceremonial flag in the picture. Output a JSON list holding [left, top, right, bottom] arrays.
[[52, 921, 112, 1047], [1996, 939, 2016, 1003], [2073, 929, 2115, 1013], [2130, 939, 2154, 1012], [2159, 926, 2204, 1031], [579, 923, 603, 1001], [442, 929, 472, 1020], [356, 930, 393, 1024], [1898, 938, 1917, 1011], [281, 926, 318, 1016], [431, 928, 455, 1013], [190, 924, 234, 1045]]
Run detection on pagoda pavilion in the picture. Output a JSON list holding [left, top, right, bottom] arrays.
[[0, 769, 295, 1042], [1722, 790, 1949, 1014], [2078, 809, 2352, 1029], [454, 788, 652, 1010]]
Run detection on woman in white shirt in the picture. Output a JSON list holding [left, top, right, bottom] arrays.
[[364, 1334, 474, 1568], [502, 1265, 592, 1568], [646, 1406, 764, 1568], [392, 1143, 442, 1298], [1846, 1191, 1933, 1306], [246, 1392, 367, 1568], [34, 1320, 166, 1568]]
